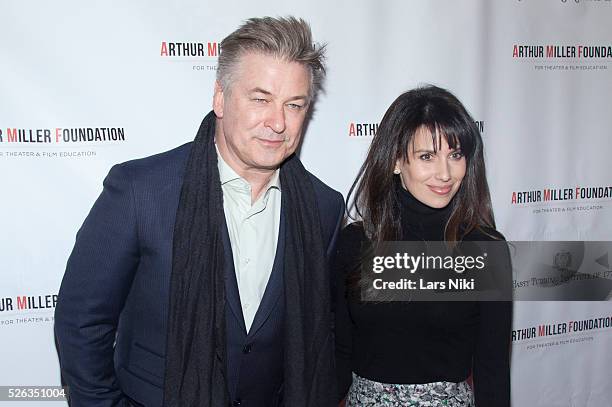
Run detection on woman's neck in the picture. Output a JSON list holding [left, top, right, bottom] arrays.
[[395, 177, 452, 241]]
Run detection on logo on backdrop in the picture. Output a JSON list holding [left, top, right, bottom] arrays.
[[512, 45, 612, 59], [347, 121, 484, 138], [518, 0, 612, 4], [160, 41, 220, 57], [510, 185, 611, 215], [511, 314, 612, 351], [561, 0, 612, 4], [348, 122, 378, 137], [160, 40, 220, 72], [0, 126, 126, 160], [0, 127, 125, 144], [0, 294, 58, 328], [512, 44, 611, 72]]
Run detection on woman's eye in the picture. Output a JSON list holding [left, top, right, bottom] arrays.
[[450, 151, 464, 160], [419, 153, 433, 161]]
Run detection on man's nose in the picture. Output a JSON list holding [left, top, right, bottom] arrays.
[[264, 105, 286, 134]]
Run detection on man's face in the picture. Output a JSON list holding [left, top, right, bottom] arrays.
[[213, 52, 311, 174]]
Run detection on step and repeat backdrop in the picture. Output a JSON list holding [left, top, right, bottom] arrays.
[[1, 1, 611, 406]]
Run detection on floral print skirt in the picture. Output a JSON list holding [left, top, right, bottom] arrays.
[[346, 372, 474, 407]]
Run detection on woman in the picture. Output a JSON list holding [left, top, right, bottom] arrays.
[[334, 85, 511, 406]]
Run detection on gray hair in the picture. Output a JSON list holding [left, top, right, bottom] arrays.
[[216, 16, 326, 100]]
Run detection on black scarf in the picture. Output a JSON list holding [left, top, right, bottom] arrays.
[[163, 111, 336, 406]]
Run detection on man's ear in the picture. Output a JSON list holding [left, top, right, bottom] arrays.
[[213, 81, 224, 118]]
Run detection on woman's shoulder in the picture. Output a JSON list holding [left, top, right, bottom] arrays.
[[463, 225, 512, 271], [340, 221, 367, 239], [336, 222, 369, 256], [333, 222, 369, 276], [463, 225, 506, 242]]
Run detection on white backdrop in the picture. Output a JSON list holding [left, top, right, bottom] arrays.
[[1, 1, 611, 406]]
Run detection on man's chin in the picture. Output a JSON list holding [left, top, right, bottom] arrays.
[[251, 160, 284, 171], [253, 151, 296, 170]]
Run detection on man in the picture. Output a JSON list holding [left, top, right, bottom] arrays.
[[55, 17, 344, 407]]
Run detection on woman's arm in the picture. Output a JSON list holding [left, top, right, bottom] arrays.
[[473, 240, 513, 406], [333, 224, 363, 403]]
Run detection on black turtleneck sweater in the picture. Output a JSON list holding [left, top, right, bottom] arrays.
[[334, 185, 511, 406]]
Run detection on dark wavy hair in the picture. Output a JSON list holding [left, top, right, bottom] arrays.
[[348, 85, 496, 244]]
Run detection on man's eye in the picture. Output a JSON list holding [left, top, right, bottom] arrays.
[[287, 103, 304, 110], [253, 98, 268, 103]]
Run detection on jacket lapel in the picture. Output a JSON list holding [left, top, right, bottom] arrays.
[[221, 218, 247, 334], [247, 205, 285, 338]]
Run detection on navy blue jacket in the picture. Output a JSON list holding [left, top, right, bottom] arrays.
[[55, 143, 344, 407]]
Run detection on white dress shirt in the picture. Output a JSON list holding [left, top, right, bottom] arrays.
[[217, 148, 281, 332]]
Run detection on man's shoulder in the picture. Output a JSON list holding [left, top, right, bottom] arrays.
[[305, 169, 343, 208], [112, 142, 193, 181], [302, 169, 344, 237]]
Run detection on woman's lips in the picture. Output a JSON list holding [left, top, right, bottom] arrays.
[[428, 185, 452, 195]]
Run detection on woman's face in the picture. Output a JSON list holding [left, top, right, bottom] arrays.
[[395, 127, 466, 208]]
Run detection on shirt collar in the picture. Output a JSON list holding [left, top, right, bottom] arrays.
[[215, 144, 281, 192]]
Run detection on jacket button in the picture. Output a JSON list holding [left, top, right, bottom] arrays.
[[242, 344, 252, 354], [232, 399, 242, 406]]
